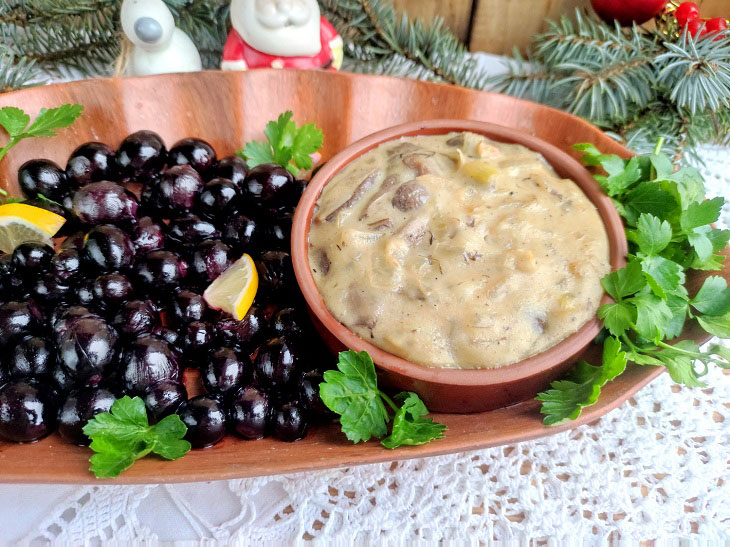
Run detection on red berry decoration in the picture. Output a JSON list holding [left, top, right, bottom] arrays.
[[686, 18, 706, 37], [705, 16, 728, 33], [591, 0, 667, 26], [674, 2, 700, 26]]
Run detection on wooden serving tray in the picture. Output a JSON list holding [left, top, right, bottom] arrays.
[[0, 70, 723, 484]]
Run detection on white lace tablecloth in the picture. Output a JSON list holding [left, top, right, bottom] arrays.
[[2, 60, 729, 544]]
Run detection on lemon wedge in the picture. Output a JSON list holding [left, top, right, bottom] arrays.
[[203, 253, 258, 320], [0, 202, 66, 253]]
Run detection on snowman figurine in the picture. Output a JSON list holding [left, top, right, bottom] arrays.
[[121, 0, 202, 76], [221, 0, 343, 71]]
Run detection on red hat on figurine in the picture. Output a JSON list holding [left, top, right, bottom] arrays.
[[221, 0, 343, 71]]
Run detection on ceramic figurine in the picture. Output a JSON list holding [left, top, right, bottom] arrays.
[[221, 0, 343, 71], [121, 0, 202, 76]]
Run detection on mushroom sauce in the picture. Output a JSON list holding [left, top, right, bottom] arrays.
[[308, 132, 610, 369]]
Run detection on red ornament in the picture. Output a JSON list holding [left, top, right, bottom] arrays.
[[686, 18, 706, 36], [590, 0, 667, 25], [674, 2, 700, 26], [705, 17, 729, 33]]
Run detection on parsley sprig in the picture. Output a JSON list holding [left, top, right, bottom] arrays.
[[82, 396, 191, 478], [238, 111, 323, 175], [0, 104, 83, 163], [320, 351, 446, 448], [537, 140, 730, 425]]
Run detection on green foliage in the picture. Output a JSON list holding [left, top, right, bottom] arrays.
[[537, 144, 730, 425], [320, 350, 446, 448], [0, 103, 83, 161], [83, 396, 190, 478]]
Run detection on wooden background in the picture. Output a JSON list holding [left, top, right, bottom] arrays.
[[394, 0, 729, 53]]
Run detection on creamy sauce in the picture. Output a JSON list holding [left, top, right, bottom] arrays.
[[308, 132, 610, 369]]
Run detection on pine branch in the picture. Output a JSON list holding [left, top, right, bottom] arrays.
[[0, 46, 42, 92]]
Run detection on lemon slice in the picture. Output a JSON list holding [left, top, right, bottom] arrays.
[[0, 203, 66, 253], [203, 253, 258, 320]]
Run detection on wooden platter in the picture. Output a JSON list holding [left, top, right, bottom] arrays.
[[0, 70, 723, 484]]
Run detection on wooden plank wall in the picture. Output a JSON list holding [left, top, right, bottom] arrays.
[[394, 0, 729, 53]]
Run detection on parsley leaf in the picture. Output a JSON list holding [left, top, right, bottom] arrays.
[[631, 293, 673, 341], [0, 104, 83, 162], [598, 301, 635, 337], [624, 182, 677, 219], [381, 392, 446, 449], [633, 213, 672, 255], [82, 396, 191, 478], [697, 314, 730, 338], [680, 197, 724, 233], [641, 255, 683, 298], [238, 110, 324, 175], [320, 351, 445, 448], [691, 276, 730, 316], [536, 337, 627, 425], [600, 259, 645, 300]]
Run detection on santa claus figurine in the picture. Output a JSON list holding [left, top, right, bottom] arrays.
[[221, 0, 343, 71]]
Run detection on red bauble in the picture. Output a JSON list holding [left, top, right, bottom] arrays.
[[674, 2, 700, 26], [591, 0, 668, 25], [705, 17, 728, 33]]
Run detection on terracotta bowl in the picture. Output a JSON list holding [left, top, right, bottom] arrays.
[[292, 119, 628, 413]]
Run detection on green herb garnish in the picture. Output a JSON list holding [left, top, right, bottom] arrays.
[[0, 104, 83, 162], [320, 350, 446, 448], [238, 111, 323, 175], [538, 140, 730, 425], [82, 396, 191, 478]]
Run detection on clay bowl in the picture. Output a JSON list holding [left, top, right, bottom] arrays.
[[292, 119, 628, 413]]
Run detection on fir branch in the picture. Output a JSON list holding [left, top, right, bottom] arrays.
[[0, 47, 41, 92], [656, 29, 730, 114]]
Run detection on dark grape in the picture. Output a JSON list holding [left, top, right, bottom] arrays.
[[134, 250, 187, 293], [262, 211, 292, 250], [112, 300, 159, 337], [121, 335, 180, 394], [131, 216, 166, 253], [166, 214, 219, 248], [221, 212, 263, 252], [116, 130, 167, 179], [52, 363, 77, 394], [76, 279, 96, 308], [201, 347, 251, 395], [253, 338, 297, 390], [66, 142, 117, 187], [190, 239, 232, 283], [153, 327, 180, 348], [272, 402, 308, 442], [30, 272, 72, 305], [7, 336, 55, 379], [72, 181, 139, 226], [11, 242, 54, 274], [51, 248, 81, 282], [151, 165, 204, 215], [216, 306, 267, 348], [58, 317, 119, 380], [180, 321, 214, 357], [0, 254, 24, 298], [57, 385, 115, 445], [0, 301, 41, 347], [170, 289, 207, 324], [214, 156, 248, 189], [18, 159, 69, 201], [51, 305, 97, 340], [168, 138, 216, 178], [299, 370, 331, 418], [92, 272, 135, 310], [196, 178, 238, 219], [227, 386, 270, 440], [0, 380, 58, 442], [83, 224, 136, 272], [142, 379, 188, 422], [272, 307, 305, 340], [177, 395, 226, 448], [241, 163, 296, 207], [255, 251, 294, 294]]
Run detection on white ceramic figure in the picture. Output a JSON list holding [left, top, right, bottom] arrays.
[[121, 0, 202, 76], [221, 0, 343, 71]]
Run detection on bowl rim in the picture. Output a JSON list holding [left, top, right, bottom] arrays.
[[291, 119, 627, 386]]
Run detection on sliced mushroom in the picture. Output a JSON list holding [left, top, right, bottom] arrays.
[[321, 169, 381, 223], [392, 180, 429, 212], [367, 218, 393, 231], [446, 135, 465, 147], [358, 174, 400, 220]]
